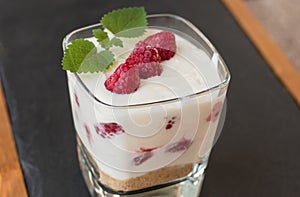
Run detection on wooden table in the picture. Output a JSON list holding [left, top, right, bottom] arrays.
[[0, 82, 27, 197]]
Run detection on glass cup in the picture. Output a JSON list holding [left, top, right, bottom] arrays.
[[63, 14, 230, 197]]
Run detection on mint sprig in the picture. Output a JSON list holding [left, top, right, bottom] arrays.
[[110, 37, 123, 47], [92, 29, 110, 49], [92, 29, 123, 49], [62, 39, 114, 73], [101, 7, 147, 38], [62, 7, 147, 73]]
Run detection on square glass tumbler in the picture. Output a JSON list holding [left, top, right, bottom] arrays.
[[63, 14, 231, 197]]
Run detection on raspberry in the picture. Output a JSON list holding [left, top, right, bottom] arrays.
[[206, 101, 223, 122], [133, 151, 154, 166], [136, 62, 163, 79], [137, 146, 159, 153], [165, 138, 192, 153], [84, 123, 92, 144], [104, 31, 177, 94], [94, 122, 124, 139], [126, 42, 161, 65], [144, 31, 176, 60], [74, 92, 80, 107], [165, 116, 177, 130], [126, 42, 162, 79], [104, 63, 140, 94]]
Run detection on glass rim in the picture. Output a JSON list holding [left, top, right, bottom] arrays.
[[62, 14, 231, 108]]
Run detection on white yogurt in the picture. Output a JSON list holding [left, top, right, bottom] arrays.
[[67, 29, 226, 180]]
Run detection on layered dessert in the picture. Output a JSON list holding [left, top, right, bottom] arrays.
[[63, 7, 229, 194], [66, 28, 226, 191]]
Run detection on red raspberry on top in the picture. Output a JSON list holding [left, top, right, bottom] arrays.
[[104, 63, 140, 94], [127, 41, 161, 65], [104, 31, 177, 94], [126, 42, 162, 79], [136, 62, 163, 79], [144, 31, 176, 60]]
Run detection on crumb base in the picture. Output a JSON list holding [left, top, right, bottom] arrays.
[[99, 164, 193, 192]]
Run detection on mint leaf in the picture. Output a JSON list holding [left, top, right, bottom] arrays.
[[78, 49, 114, 73], [93, 50, 115, 71], [62, 39, 95, 72], [101, 7, 147, 38], [93, 29, 111, 49], [111, 37, 123, 47], [62, 7, 148, 73], [62, 39, 114, 73], [92, 29, 123, 49]]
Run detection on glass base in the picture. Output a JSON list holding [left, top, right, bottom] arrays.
[[77, 136, 206, 197]]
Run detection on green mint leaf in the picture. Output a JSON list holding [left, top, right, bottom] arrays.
[[101, 7, 147, 38], [62, 39, 95, 72], [95, 50, 115, 71], [111, 37, 123, 47], [92, 29, 111, 49], [62, 7, 148, 73], [78, 49, 114, 73], [62, 39, 114, 73]]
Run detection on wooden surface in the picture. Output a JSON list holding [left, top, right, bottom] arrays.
[[245, 0, 300, 73], [0, 81, 28, 197], [223, 0, 300, 107]]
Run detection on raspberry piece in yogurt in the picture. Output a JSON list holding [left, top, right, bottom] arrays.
[[133, 151, 154, 166], [206, 101, 223, 122], [165, 116, 177, 130], [94, 122, 124, 139], [84, 123, 92, 144], [137, 146, 160, 153], [74, 92, 80, 107], [165, 138, 192, 153]]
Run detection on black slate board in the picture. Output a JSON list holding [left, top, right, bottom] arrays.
[[0, 0, 299, 196]]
